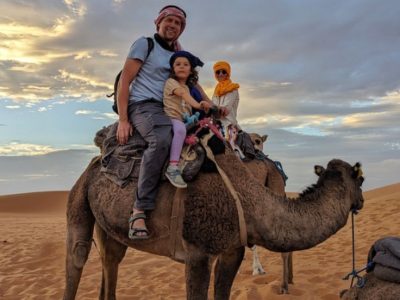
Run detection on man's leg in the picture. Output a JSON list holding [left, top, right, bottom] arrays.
[[128, 102, 172, 237]]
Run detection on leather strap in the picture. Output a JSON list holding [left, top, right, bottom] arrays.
[[169, 188, 185, 258], [200, 134, 248, 247]]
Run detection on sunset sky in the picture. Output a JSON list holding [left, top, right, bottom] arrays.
[[1, 0, 399, 195]]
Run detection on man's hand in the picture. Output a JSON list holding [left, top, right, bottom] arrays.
[[117, 120, 133, 145], [219, 106, 229, 117]]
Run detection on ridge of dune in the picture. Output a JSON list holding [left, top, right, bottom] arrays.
[[1, 182, 398, 214], [0, 191, 68, 213], [363, 182, 400, 199], [0, 183, 399, 299]]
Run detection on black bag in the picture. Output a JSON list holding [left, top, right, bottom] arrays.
[[108, 37, 154, 114], [236, 131, 256, 159]]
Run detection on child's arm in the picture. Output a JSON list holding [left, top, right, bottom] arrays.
[[195, 83, 212, 103], [173, 87, 211, 111]]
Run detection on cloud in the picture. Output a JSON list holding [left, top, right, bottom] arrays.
[[0, 149, 96, 195], [0, 0, 399, 194], [75, 110, 97, 115], [1, 0, 398, 107], [74, 109, 118, 121], [0, 142, 59, 156]]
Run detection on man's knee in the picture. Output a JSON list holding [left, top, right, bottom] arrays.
[[152, 126, 172, 149]]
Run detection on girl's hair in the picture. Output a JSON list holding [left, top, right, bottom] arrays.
[[170, 64, 199, 88]]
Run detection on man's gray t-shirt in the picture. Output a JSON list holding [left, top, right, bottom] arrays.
[[127, 36, 174, 103]]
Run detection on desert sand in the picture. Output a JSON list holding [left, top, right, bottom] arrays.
[[1, 183, 399, 300]]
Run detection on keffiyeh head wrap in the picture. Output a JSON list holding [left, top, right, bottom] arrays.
[[213, 61, 240, 97], [155, 5, 186, 34]]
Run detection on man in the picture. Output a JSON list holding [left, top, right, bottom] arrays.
[[117, 5, 209, 239]]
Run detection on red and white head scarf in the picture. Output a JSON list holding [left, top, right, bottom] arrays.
[[154, 6, 186, 35]]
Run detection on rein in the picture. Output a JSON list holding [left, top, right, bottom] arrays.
[[199, 134, 248, 247], [343, 209, 370, 288]]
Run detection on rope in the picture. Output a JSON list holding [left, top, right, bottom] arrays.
[[342, 209, 367, 288]]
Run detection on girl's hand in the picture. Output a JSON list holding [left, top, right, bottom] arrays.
[[199, 101, 211, 113]]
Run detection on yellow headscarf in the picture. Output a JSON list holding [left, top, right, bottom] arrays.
[[213, 61, 240, 97]]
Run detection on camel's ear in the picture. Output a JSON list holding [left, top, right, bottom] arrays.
[[261, 135, 268, 142], [352, 162, 363, 178], [314, 165, 325, 176]]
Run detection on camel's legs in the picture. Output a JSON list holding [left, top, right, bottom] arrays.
[[249, 246, 294, 294], [250, 245, 266, 275], [280, 252, 293, 294], [184, 243, 212, 300], [63, 189, 95, 300], [214, 246, 245, 300], [287, 252, 294, 284], [96, 224, 127, 300]]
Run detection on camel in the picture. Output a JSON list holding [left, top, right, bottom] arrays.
[[96, 128, 292, 292], [248, 133, 268, 151], [247, 133, 293, 293], [63, 134, 364, 299], [340, 272, 400, 299]]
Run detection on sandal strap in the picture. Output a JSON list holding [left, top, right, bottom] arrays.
[[130, 228, 149, 234], [129, 212, 147, 223], [129, 227, 149, 239]]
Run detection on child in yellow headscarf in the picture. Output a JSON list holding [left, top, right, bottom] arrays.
[[212, 61, 243, 156]]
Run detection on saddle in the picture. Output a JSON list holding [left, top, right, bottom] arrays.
[[97, 117, 226, 188], [95, 119, 257, 258], [367, 236, 400, 283]]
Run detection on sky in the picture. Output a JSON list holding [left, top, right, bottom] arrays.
[[0, 0, 399, 195]]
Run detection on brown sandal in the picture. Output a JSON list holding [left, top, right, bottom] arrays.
[[128, 213, 149, 240]]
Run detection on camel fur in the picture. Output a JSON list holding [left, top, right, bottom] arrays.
[[248, 132, 293, 293], [63, 135, 364, 299], [96, 126, 292, 291]]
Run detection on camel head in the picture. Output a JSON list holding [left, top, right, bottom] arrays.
[[314, 159, 365, 211], [249, 133, 268, 151]]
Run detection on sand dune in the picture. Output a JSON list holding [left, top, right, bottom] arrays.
[[1, 183, 399, 299]]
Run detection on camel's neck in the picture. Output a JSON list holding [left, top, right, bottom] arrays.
[[215, 153, 351, 252], [255, 185, 350, 252]]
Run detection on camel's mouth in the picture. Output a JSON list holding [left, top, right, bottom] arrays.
[[355, 176, 365, 210], [351, 187, 365, 211], [352, 197, 364, 211]]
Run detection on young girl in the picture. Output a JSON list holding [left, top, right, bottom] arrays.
[[164, 51, 211, 188]]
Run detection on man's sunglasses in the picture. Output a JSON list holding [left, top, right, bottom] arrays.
[[215, 70, 227, 75]]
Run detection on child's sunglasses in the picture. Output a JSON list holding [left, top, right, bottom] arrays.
[[215, 70, 227, 75]]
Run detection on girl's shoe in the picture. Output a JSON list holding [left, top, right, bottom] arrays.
[[165, 165, 187, 188]]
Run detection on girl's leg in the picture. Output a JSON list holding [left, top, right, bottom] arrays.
[[166, 119, 187, 188], [170, 119, 187, 163]]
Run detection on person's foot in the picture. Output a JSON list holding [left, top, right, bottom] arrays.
[[165, 165, 187, 188], [128, 209, 149, 240]]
